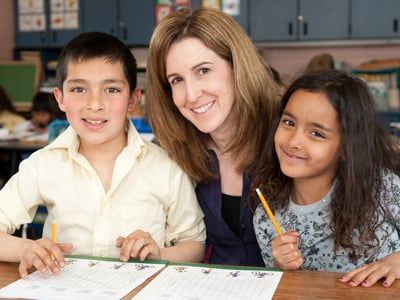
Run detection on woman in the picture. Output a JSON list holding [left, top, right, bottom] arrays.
[[146, 7, 279, 266]]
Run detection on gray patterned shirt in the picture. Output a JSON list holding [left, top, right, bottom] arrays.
[[253, 171, 400, 272]]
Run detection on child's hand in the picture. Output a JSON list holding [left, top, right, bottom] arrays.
[[116, 229, 161, 262], [340, 252, 400, 288], [271, 230, 303, 270], [19, 238, 73, 279]]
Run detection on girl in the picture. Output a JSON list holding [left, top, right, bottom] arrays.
[[252, 70, 400, 287]]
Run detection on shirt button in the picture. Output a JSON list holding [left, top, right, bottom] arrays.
[[241, 224, 246, 230]]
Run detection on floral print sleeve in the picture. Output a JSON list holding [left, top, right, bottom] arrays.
[[253, 172, 400, 272], [253, 205, 276, 268]]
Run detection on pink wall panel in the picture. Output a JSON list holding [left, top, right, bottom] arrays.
[[0, 0, 14, 61], [261, 44, 400, 85]]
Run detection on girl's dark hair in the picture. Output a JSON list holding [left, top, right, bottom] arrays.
[[0, 86, 17, 113], [251, 70, 400, 261]]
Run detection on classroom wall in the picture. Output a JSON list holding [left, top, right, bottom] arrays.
[[0, 0, 14, 61], [261, 44, 400, 85]]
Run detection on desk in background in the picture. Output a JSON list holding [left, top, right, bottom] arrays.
[[0, 262, 399, 299], [0, 140, 45, 177]]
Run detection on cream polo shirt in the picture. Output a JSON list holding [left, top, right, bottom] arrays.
[[0, 121, 206, 258]]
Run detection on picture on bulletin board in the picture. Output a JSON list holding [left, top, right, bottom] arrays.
[[222, 0, 240, 16], [201, 0, 220, 9], [155, 5, 173, 24], [174, 0, 191, 11], [156, 0, 172, 5], [174, 0, 190, 5]]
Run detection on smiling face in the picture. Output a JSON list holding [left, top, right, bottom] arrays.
[[165, 37, 235, 139], [53, 57, 139, 151], [274, 89, 342, 187]]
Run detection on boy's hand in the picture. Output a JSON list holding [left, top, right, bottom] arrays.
[[116, 230, 161, 262], [19, 238, 73, 279], [340, 252, 400, 287], [271, 230, 303, 270]]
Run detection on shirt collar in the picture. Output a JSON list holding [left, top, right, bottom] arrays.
[[44, 119, 147, 161]]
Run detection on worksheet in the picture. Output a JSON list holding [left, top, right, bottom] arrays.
[[134, 264, 283, 300], [0, 257, 166, 300]]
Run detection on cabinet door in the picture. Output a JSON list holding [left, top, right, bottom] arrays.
[[351, 0, 400, 39], [299, 0, 350, 40], [48, 10, 82, 47], [119, 0, 154, 46], [14, 0, 49, 47], [250, 0, 298, 42], [82, 0, 118, 36]]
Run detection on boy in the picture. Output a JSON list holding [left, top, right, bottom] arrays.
[[0, 32, 206, 278]]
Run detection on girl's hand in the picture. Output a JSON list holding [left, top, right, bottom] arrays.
[[19, 238, 73, 279], [340, 252, 400, 287], [271, 230, 303, 270], [116, 230, 161, 262]]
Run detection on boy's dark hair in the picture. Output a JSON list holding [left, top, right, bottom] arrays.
[[0, 86, 17, 113], [251, 70, 400, 261], [56, 32, 137, 93]]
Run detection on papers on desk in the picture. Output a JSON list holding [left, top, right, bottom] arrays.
[[134, 263, 283, 300], [0, 257, 166, 300], [0, 130, 47, 142]]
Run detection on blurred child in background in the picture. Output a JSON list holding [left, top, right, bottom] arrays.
[[0, 86, 25, 133], [14, 92, 58, 141]]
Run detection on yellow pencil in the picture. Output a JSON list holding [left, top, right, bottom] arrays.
[[51, 221, 57, 243], [51, 221, 57, 260], [256, 188, 283, 235]]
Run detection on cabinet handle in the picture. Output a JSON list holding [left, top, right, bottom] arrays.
[[394, 19, 398, 33], [123, 28, 127, 40], [288, 22, 293, 36], [40, 31, 46, 44], [303, 22, 308, 36]]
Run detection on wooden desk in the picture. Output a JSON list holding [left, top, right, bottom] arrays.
[[0, 262, 399, 299]]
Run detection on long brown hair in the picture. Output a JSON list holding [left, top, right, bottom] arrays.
[[146, 8, 279, 182], [251, 70, 400, 260]]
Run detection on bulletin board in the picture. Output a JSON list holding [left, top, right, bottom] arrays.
[[0, 61, 40, 104]]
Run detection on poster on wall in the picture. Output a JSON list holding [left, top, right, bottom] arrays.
[[155, 5, 173, 24], [19, 0, 45, 13], [50, 0, 79, 30], [201, 0, 220, 9], [174, 0, 191, 11], [222, 0, 240, 16], [18, 0, 46, 32], [155, 0, 191, 24]]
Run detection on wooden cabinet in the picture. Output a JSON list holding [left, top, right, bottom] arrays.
[[14, 0, 82, 48], [351, 0, 400, 39], [250, 0, 350, 42]]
